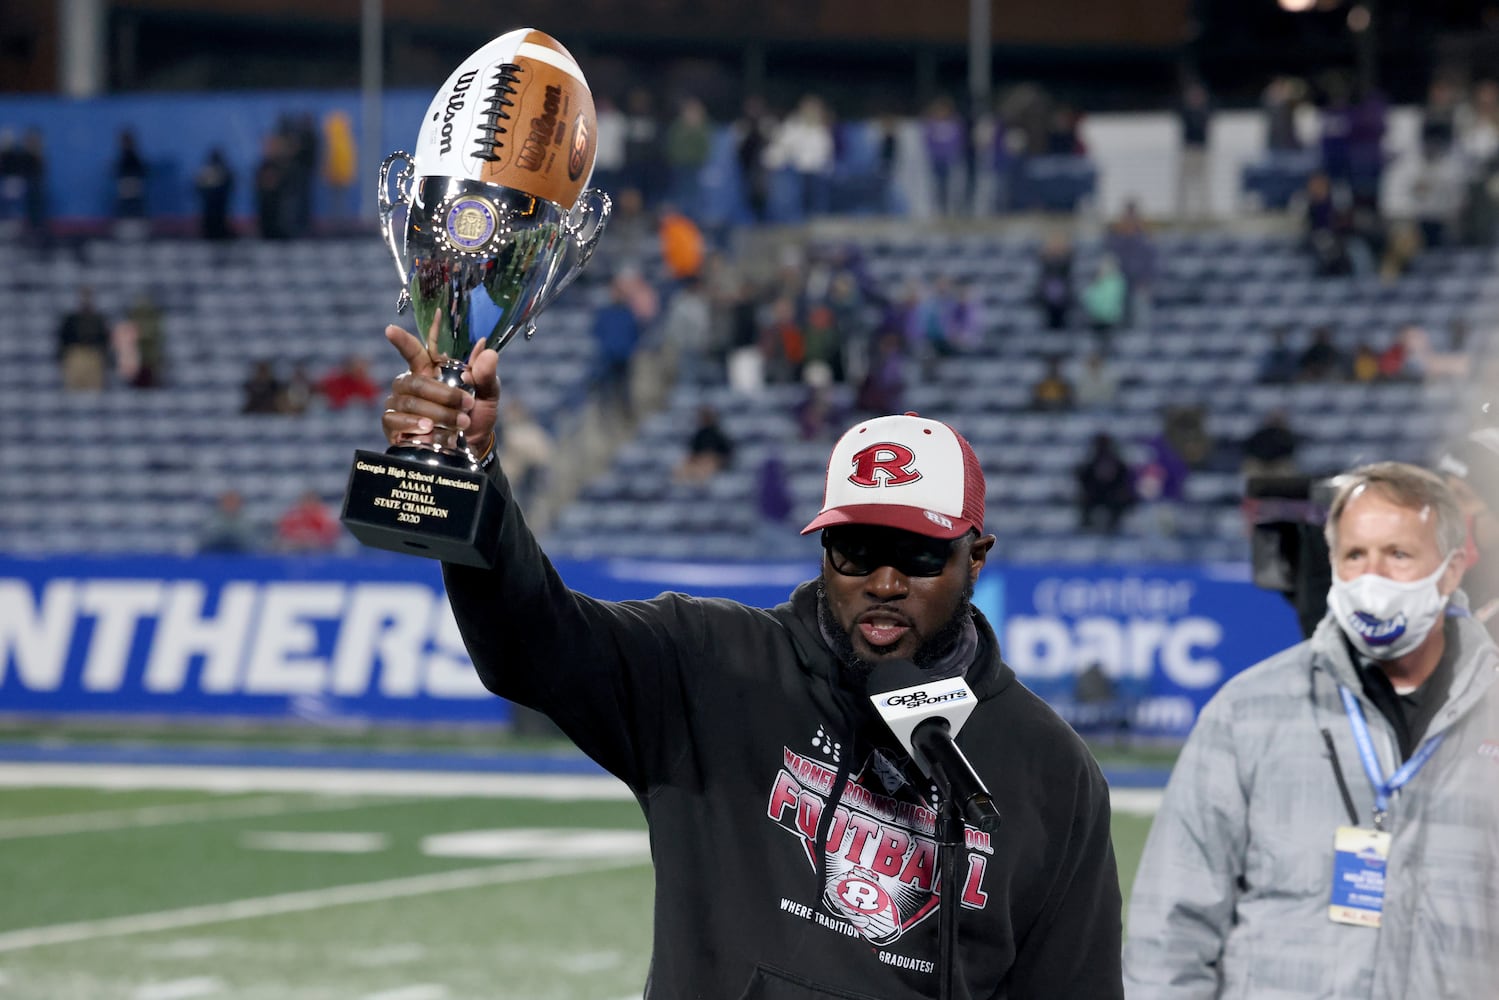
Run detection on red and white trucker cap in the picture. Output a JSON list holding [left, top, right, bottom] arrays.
[[801, 412, 986, 540]]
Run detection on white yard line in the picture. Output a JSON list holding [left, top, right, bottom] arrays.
[[0, 857, 646, 954], [131, 977, 225, 999], [0, 763, 634, 800], [0, 794, 408, 841], [1110, 788, 1165, 816], [356, 986, 449, 1000]]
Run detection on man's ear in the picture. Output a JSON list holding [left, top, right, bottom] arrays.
[[969, 534, 996, 583], [1439, 547, 1469, 597]]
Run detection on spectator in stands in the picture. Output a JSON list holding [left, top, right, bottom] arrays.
[[793, 363, 845, 441], [1348, 82, 1389, 204], [275, 490, 342, 553], [1422, 76, 1462, 154], [279, 361, 314, 415], [1262, 76, 1306, 152], [659, 206, 705, 282], [1303, 171, 1356, 277], [1163, 403, 1213, 469], [1296, 325, 1345, 381], [1177, 78, 1212, 220], [1081, 253, 1128, 342], [498, 398, 555, 510], [592, 95, 628, 201], [665, 97, 712, 220], [18, 127, 47, 242], [760, 295, 806, 384], [255, 133, 290, 239], [280, 113, 319, 237], [922, 94, 968, 217], [623, 87, 665, 207], [1256, 326, 1300, 384], [591, 274, 643, 418], [753, 453, 796, 547], [321, 109, 357, 223], [1241, 408, 1300, 480], [1046, 103, 1085, 156], [1351, 341, 1382, 382], [242, 359, 284, 415], [1378, 221, 1422, 282], [673, 405, 735, 485], [55, 286, 111, 392], [802, 304, 845, 384], [317, 354, 381, 410], [197, 489, 261, 554], [905, 276, 963, 362], [1077, 432, 1135, 534], [113, 129, 148, 232], [1135, 427, 1189, 537], [972, 94, 1015, 215], [1029, 355, 1075, 412], [661, 274, 714, 386], [854, 329, 908, 415], [765, 95, 835, 220], [1126, 462, 1495, 1000], [1409, 133, 1465, 249], [1105, 200, 1157, 329], [0, 130, 24, 230], [194, 147, 235, 241], [733, 95, 777, 222], [1400, 324, 1470, 381], [1075, 350, 1120, 410], [113, 291, 166, 389], [1034, 231, 1075, 331]]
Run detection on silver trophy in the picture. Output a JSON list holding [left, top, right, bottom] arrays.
[[343, 27, 611, 567], [376, 157, 610, 462]]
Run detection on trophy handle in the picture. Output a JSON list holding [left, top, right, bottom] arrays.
[[534, 188, 613, 314], [378, 151, 416, 312]]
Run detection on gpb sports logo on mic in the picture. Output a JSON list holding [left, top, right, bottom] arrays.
[[883, 688, 972, 709]]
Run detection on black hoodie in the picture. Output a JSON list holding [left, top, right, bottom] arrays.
[[443, 471, 1123, 999]]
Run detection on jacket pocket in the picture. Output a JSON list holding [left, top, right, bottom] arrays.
[[734, 964, 885, 1000]]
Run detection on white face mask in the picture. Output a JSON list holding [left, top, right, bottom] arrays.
[[1327, 554, 1453, 660]]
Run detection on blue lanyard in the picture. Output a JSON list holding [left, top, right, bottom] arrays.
[[1338, 685, 1445, 831]]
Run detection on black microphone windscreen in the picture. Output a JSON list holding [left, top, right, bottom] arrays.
[[864, 658, 925, 697]]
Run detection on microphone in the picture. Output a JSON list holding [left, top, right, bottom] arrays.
[[866, 660, 1002, 834]]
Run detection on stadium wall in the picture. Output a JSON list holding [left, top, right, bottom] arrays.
[[0, 91, 1430, 225], [0, 555, 1302, 736]]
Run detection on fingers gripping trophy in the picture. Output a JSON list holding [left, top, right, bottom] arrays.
[[342, 28, 610, 568]]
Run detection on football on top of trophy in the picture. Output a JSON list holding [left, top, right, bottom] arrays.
[[414, 27, 597, 209]]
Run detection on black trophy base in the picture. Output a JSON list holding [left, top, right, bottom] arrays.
[[341, 448, 502, 568]]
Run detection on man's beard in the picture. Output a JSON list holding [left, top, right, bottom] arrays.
[[817, 577, 975, 679]]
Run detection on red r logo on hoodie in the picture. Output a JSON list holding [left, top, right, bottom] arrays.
[[849, 443, 922, 488]]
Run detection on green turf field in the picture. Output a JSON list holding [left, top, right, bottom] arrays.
[[0, 721, 1162, 999], [0, 780, 1155, 1000]]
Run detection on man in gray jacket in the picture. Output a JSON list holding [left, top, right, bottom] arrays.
[[1124, 461, 1499, 999]]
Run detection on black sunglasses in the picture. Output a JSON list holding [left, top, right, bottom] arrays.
[[822, 525, 962, 578]]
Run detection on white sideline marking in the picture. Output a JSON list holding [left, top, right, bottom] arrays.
[[132, 977, 225, 999], [0, 793, 405, 841], [0, 857, 645, 954], [0, 763, 633, 800], [344, 942, 427, 967], [420, 828, 648, 860], [357, 986, 449, 1000], [240, 831, 389, 854], [1110, 788, 1165, 816]]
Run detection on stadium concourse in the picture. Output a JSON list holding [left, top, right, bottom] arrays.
[[0, 219, 1486, 563]]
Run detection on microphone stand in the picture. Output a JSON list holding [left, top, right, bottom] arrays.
[[936, 795, 963, 1000]]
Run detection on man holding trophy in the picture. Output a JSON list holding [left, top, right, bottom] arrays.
[[365, 28, 1123, 998]]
